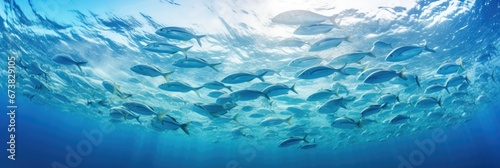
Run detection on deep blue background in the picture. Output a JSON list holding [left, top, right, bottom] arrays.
[[0, 92, 499, 168]]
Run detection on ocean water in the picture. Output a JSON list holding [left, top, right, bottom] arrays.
[[1, 0, 499, 168]]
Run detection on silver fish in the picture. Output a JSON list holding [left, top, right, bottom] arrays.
[[385, 44, 435, 62], [156, 27, 206, 46], [309, 37, 350, 52]]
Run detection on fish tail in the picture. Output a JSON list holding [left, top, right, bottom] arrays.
[[180, 122, 191, 135], [444, 85, 450, 94], [75, 61, 88, 72], [415, 75, 421, 88], [334, 88, 340, 97], [193, 87, 203, 97], [232, 113, 241, 125], [356, 120, 363, 128], [344, 36, 352, 43], [424, 45, 436, 53], [136, 115, 142, 125], [290, 83, 298, 94], [163, 71, 174, 82], [257, 71, 267, 82], [226, 86, 233, 92], [329, 14, 341, 29], [195, 35, 206, 47], [398, 69, 407, 80], [381, 103, 387, 109], [367, 51, 376, 58], [285, 116, 293, 125], [337, 63, 349, 75], [262, 93, 271, 100], [209, 62, 222, 72], [303, 134, 309, 143], [437, 97, 443, 108], [465, 76, 471, 84], [181, 46, 193, 58], [457, 57, 465, 71]]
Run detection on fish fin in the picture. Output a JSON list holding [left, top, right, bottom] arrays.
[[303, 134, 309, 143], [75, 61, 88, 72], [465, 76, 471, 84], [181, 46, 193, 58], [226, 86, 233, 92], [334, 88, 340, 97], [424, 44, 436, 53], [195, 35, 206, 47], [290, 83, 298, 94], [363, 64, 369, 71], [257, 71, 267, 82], [285, 116, 293, 125], [180, 122, 191, 135], [437, 97, 442, 108], [156, 112, 168, 125], [163, 71, 174, 82], [209, 62, 222, 72], [112, 83, 119, 96], [381, 103, 387, 109]]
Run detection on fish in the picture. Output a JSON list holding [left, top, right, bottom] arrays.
[[260, 116, 292, 126], [230, 89, 270, 101], [364, 69, 406, 83], [122, 101, 156, 115], [101, 81, 132, 99], [475, 53, 491, 64], [286, 107, 309, 117], [385, 44, 435, 62], [221, 72, 267, 84], [156, 27, 206, 46], [289, 56, 323, 67], [457, 82, 469, 91], [172, 58, 222, 72], [415, 97, 442, 108], [377, 93, 400, 104], [372, 40, 393, 49], [247, 82, 274, 91], [158, 82, 203, 96], [445, 75, 469, 87], [299, 142, 318, 149], [27, 62, 48, 79], [271, 10, 337, 25], [130, 64, 174, 81], [357, 68, 384, 81], [296, 64, 347, 79], [262, 83, 297, 97], [342, 66, 365, 75], [307, 89, 336, 101], [277, 37, 307, 47], [424, 84, 449, 94], [154, 112, 191, 135], [241, 106, 254, 112], [293, 24, 335, 35], [278, 135, 309, 147], [207, 90, 226, 98], [317, 97, 347, 114], [436, 57, 465, 75], [194, 103, 236, 118], [52, 54, 88, 72], [361, 103, 387, 117], [203, 81, 232, 92], [331, 83, 349, 95], [390, 115, 410, 124], [331, 117, 362, 129], [108, 106, 142, 124], [328, 51, 375, 65], [255, 69, 279, 76], [143, 42, 192, 57], [309, 37, 350, 52]]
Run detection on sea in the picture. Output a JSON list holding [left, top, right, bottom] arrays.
[[0, 0, 499, 168]]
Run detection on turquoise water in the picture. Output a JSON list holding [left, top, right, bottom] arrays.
[[1, 0, 499, 168]]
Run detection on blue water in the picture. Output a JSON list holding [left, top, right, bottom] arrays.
[[1, 0, 500, 168]]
